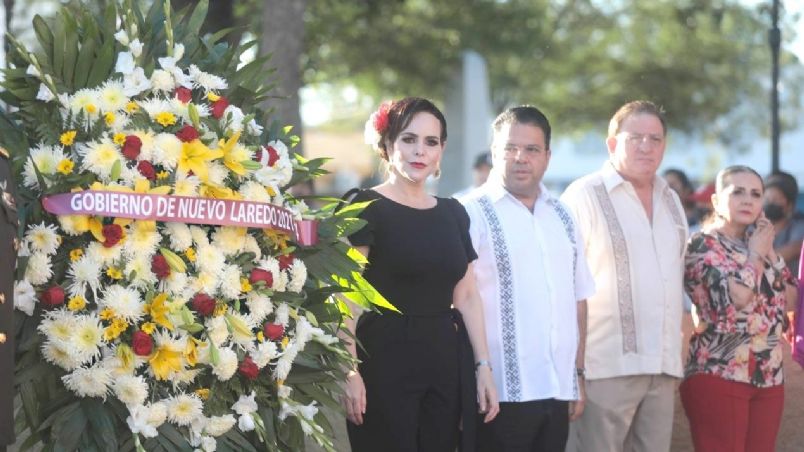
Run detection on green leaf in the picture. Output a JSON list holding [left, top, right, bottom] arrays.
[[186, 0, 210, 39], [110, 159, 121, 181], [82, 399, 118, 450], [73, 37, 97, 89], [51, 401, 86, 452], [179, 322, 204, 334], [240, 160, 262, 171], [86, 38, 114, 87], [32, 15, 55, 63]]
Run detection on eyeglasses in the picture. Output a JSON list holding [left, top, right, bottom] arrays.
[[500, 144, 545, 157], [619, 133, 664, 147]]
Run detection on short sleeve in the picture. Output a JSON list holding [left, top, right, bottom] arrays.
[[447, 197, 478, 262], [346, 189, 380, 247]]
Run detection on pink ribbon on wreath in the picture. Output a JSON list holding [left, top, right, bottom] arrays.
[[42, 191, 318, 246]]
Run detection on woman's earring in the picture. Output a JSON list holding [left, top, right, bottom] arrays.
[[434, 166, 441, 179]]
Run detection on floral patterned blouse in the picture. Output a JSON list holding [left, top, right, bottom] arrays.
[[684, 231, 794, 387]]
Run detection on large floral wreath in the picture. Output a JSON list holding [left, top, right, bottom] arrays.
[[1, 1, 388, 451]]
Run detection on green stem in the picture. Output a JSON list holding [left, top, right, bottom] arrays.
[[163, 0, 174, 57]]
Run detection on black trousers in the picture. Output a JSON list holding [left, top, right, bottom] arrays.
[[477, 399, 570, 452], [347, 312, 460, 452]]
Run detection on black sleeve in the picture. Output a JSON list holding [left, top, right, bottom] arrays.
[[447, 197, 478, 262], [347, 189, 380, 247]]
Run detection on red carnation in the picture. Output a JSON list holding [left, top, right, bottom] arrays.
[[238, 356, 259, 380], [132, 331, 153, 356], [278, 254, 295, 271], [249, 268, 273, 287], [102, 224, 124, 248], [151, 254, 171, 280], [174, 87, 192, 103], [175, 125, 200, 142], [137, 160, 156, 180], [191, 292, 216, 317], [264, 145, 280, 167], [264, 323, 284, 341], [211, 97, 229, 119], [39, 285, 65, 308], [122, 135, 142, 160]]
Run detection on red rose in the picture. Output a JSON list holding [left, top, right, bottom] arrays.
[[249, 268, 273, 287], [264, 323, 284, 341], [238, 356, 259, 380], [39, 285, 65, 308], [175, 125, 199, 142], [151, 254, 171, 280], [278, 254, 295, 271], [372, 101, 393, 133], [132, 331, 153, 356], [174, 87, 192, 103], [102, 224, 124, 248], [211, 97, 229, 119], [137, 160, 156, 180], [191, 292, 216, 317], [122, 135, 142, 160]]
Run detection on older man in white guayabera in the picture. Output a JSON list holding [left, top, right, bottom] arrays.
[[561, 100, 687, 452]]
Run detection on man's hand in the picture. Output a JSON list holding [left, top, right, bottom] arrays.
[[569, 377, 586, 421]]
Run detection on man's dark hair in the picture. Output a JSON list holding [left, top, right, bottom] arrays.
[[492, 106, 552, 149]]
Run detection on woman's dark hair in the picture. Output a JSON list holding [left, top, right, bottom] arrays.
[[662, 168, 693, 192], [377, 97, 447, 161], [764, 171, 799, 206], [716, 165, 763, 194]]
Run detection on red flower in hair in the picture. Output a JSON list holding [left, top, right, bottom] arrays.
[[372, 101, 393, 134]]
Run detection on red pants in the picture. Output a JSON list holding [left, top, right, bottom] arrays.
[[680, 373, 784, 452]]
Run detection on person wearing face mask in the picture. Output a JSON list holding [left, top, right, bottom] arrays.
[[681, 165, 797, 452], [763, 171, 804, 275], [340, 97, 499, 451]]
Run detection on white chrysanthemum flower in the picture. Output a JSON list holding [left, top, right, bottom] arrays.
[[196, 244, 225, 275], [125, 254, 158, 290], [189, 65, 227, 92], [205, 316, 229, 346], [114, 374, 149, 407], [173, 173, 201, 197], [99, 80, 128, 112], [151, 132, 183, 169], [238, 181, 272, 203], [66, 255, 102, 298], [78, 139, 123, 179], [124, 222, 161, 259], [211, 227, 247, 256], [42, 340, 81, 370], [204, 415, 235, 437], [14, 280, 36, 316], [147, 401, 168, 428], [221, 105, 244, 132], [287, 261, 307, 293], [36, 83, 55, 102], [242, 236, 262, 261], [206, 162, 228, 186], [25, 222, 60, 255], [245, 292, 273, 323], [163, 271, 189, 297], [62, 365, 112, 398], [164, 222, 193, 251], [100, 284, 144, 322], [165, 394, 203, 426], [252, 340, 278, 369], [218, 265, 242, 300], [68, 88, 102, 118], [39, 310, 76, 342], [201, 436, 217, 452], [274, 342, 298, 380], [274, 302, 290, 327], [23, 144, 64, 188], [126, 404, 159, 438], [190, 226, 210, 247], [138, 98, 175, 119], [212, 346, 238, 381], [123, 67, 151, 96], [85, 241, 123, 265], [190, 271, 219, 296], [70, 314, 104, 363], [171, 368, 202, 387], [150, 69, 176, 92], [106, 111, 131, 134], [25, 252, 53, 285]]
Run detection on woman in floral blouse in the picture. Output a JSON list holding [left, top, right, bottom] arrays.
[[681, 165, 798, 452]]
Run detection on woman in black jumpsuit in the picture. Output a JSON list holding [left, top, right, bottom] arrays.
[[342, 98, 498, 451]]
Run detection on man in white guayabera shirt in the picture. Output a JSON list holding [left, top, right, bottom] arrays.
[[460, 106, 595, 451], [561, 100, 687, 452]]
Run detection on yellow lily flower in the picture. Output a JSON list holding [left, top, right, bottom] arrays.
[[217, 131, 247, 176], [149, 344, 183, 380], [178, 139, 223, 182], [148, 293, 174, 331], [199, 183, 241, 200]]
